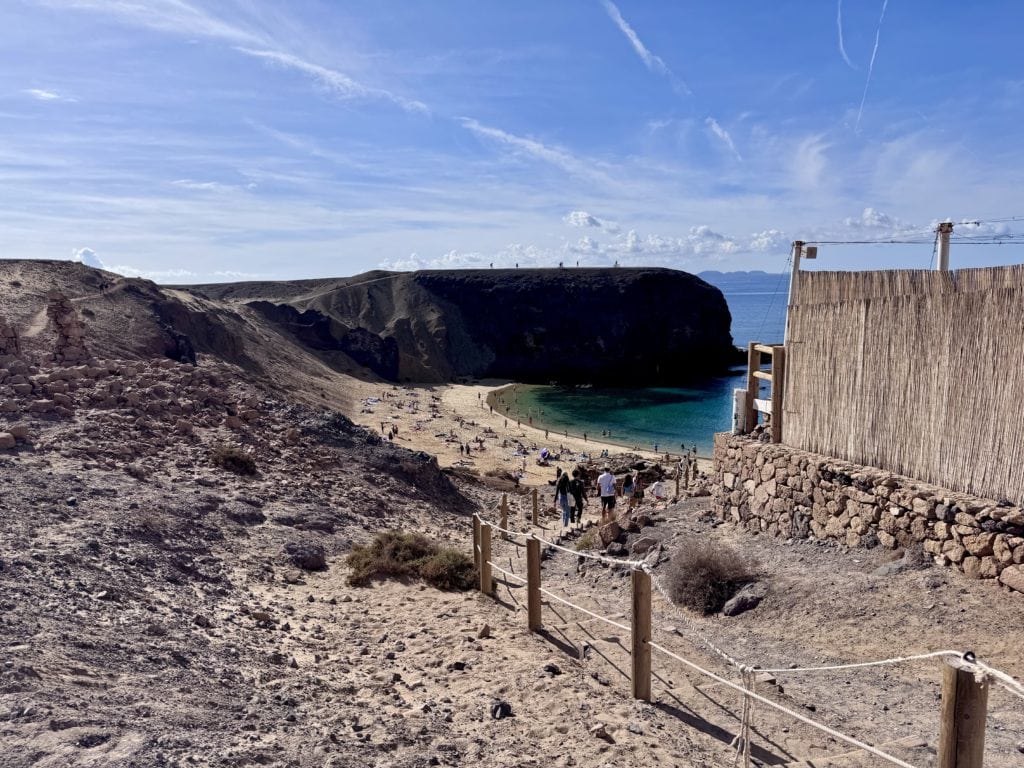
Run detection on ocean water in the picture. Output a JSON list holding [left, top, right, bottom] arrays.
[[514, 275, 788, 456]]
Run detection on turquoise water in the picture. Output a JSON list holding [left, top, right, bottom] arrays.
[[512, 278, 788, 456]]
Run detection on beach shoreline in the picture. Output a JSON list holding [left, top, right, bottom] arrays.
[[343, 376, 713, 493]]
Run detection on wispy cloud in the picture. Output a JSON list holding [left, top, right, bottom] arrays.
[[836, 0, 856, 69], [40, 0, 262, 44], [856, 0, 889, 131], [706, 117, 741, 160], [235, 47, 428, 114], [459, 118, 610, 183], [600, 0, 690, 96], [23, 88, 69, 101]]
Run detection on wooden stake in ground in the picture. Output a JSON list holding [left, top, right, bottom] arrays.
[[526, 537, 541, 631], [479, 522, 493, 595], [631, 568, 652, 702], [472, 514, 481, 572], [938, 657, 989, 768], [531, 488, 538, 525], [500, 493, 508, 540]]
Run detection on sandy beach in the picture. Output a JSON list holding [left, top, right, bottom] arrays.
[[344, 377, 714, 493]]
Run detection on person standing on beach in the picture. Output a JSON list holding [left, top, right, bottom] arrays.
[[597, 467, 616, 522], [569, 469, 586, 524], [555, 469, 571, 527]]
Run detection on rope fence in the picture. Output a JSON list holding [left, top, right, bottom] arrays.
[[472, 505, 1024, 768]]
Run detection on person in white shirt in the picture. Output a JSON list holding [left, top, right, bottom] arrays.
[[597, 467, 616, 521]]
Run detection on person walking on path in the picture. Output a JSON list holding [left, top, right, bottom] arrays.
[[555, 469, 571, 528], [621, 471, 634, 510], [597, 467, 616, 522], [569, 469, 586, 524]]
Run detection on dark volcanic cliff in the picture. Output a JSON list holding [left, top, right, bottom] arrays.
[[191, 268, 737, 385]]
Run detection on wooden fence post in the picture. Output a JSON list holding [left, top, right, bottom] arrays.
[[684, 460, 690, 489], [472, 514, 481, 573], [771, 345, 786, 443], [631, 568, 652, 702], [479, 523, 493, 595], [500, 493, 509, 540], [745, 342, 758, 432], [674, 465, 680, 498], [526, 537, 541, 631], [938, 657, 989, 768], [532, 488, 538, 525]]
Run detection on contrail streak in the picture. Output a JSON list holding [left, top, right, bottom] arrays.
[[837, 0, 856, 69], [855, 0, 889, 131]]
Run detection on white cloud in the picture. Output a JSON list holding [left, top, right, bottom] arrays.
[[600, 0, 690, 95], [71, 247, 103, 268], [706, 117, 741, 160], [564, 210, 620, 232], [843, 207, 895, 230]]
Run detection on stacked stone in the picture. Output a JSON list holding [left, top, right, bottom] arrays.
[[712, 433, 1024, 594], [46, 291, 89, 364], [0, 316, 20, 358]]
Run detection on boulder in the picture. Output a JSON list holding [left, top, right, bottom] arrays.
[[722, 582, 768, 617], [284, 541, 328, 571], [998, 565, 1024, 594], [598, 521, 621, 548], [0, 432, 15, 450]]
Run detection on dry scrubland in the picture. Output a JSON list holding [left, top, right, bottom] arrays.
[[0, 262, 1022, 767]]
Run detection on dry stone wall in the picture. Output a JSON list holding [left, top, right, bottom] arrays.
[[712, 433, 1024, 594]]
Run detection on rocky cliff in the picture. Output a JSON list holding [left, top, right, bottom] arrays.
[[191, 267, 738, 385]]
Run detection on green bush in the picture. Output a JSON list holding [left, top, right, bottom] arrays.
[[210, 443, 257, 475], [346, 530, 475, 590], [663, 538, 757, 615]]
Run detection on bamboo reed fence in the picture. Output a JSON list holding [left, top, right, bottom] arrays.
[[783, 265, 1024, 504]]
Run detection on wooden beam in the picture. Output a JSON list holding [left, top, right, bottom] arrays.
[[938, 657, 989, 768], [753, 344, 776, 355], [753, 398, 772, 414], [631, 568, 652, 702], [752, 370, 773, 381], [526, 537, 541, 631]]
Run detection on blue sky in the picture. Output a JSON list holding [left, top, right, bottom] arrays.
[[3, 0, 1024, 282]]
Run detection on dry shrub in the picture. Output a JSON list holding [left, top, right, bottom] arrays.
[[346, 530, 475, 590], [663, 538, 756, 615], [210, 443, 257, 475], [576, 528, 599, 551]]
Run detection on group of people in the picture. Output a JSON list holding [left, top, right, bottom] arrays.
[[552, 464, 657, 528]]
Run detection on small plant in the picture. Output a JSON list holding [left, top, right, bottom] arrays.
[[663, 538, 757, 615], [576, 528, 599, 551], [346, 530, 475, 590], [210, 443, 257, 475]]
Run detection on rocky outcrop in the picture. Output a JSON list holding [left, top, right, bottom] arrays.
[[194, 268, 739, 385], [712, 433, 1024, 590], [46, 291, 89, 364]]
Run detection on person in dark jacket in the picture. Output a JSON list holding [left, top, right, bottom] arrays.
[[569, 469, 587, 524]]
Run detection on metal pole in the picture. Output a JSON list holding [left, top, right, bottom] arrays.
[[937, 222, 953, 271]]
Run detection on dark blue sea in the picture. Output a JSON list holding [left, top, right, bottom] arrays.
[[514, 271, 788, 456]]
